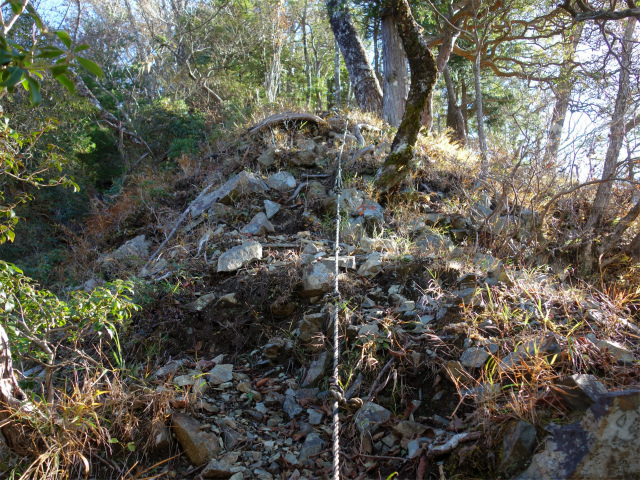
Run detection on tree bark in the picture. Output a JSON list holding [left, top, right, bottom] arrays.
[[544, 25, 583, 162], [0, 323, 31, 455], [444, 65, 466, 144], [382, 13, 409, 127], [334, 38, 341, 107], [302, 0, 312, 108], [376, 0, 438, 192], [473, 52, 489, 177], [420, 22, 460, 128], [587, 17, 637, 230], [326, 0, 383, 114]]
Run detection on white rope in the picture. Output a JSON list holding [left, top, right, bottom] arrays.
[[331, 120, 349, 480]]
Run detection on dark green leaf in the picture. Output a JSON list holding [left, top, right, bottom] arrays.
[[76, 57, 103, 77], [0, 66, 24, 87], [0, 49, 12, 65], [56, 73, 74, 94], [55, 31, 72, 49], [50, 64, 68, 78], [25, 4, 44, 30], [74, 44, 90, 53], [25, 76, 41, 105], [35, 47, 64, 59]]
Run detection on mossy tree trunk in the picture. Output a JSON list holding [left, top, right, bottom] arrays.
[[376, 0, 438, 193], [382, 13, 409, 127], [327, 0, 383, 114]]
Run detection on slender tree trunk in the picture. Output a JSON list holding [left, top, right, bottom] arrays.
[[545, 25, 583, 162], [382, 13, 409, 127], [461, 76, 468, 132], [374, 18, 381, 85], [420, 23, 459, 128], [0, 324, 31, 455], [587, 17, 637, 230], [376, 0, 438, 192], [334, 38, 341, 108], [302, 1, 312, 108], [473, 53, 488, 176], [326, 0, 383, 113], [443, 65, 466, 144]]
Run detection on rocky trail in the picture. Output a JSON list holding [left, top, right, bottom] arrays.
[[48, 114, 640, 480]]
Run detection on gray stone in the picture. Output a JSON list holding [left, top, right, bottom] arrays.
[[299, 313, 325, 343], [516, 390, 640, 480], [298, 139, 317, 152], [154, 360, 186, 379], [257, 146, 276, 167], [202, 459, 235, 479], [354, 402, 391, 434], [423, 213, 449, 226], [555, 374, 608, 411], [320, 255, 356, 271], [393, 421, 429, 439], [301, 351, 329, 387], [150, 422, 171, 451], [343, 217, 365, 243], [217, 242, 262, 272], [460, 347, 490, 369], [324, 188, 363, 216], [208, 202, 235, 220], [451, 288, 477, 305], [208, 364, 234, 385], [262, 337, 292, 360], [99, 235, 150, 270], [265, 171, 296, 191], [264, 391, 285, 408], [184, 293, 218, 312], [191, 171, 269, 216], [415, 229, 454, 252], [352, 199, 384, 227], [305, 181, 327, 203], [216, 293, 238, 308], [517, 334, 561, 357], [460, 382, 501, 402], [500, 421, 537, 476], [264, 200, 281, 219], [299, 433, 326, 462], [300, 262, 334, 297], [307, 409, 323, 425], [586, 334, 636, 364], [283, 395, 303, 419], [357, 253, 383, 277], [290, 149, 317, 167], [173, 370, 208, 396], [172, 413, 221, 465], [241, 212, 275, 236]]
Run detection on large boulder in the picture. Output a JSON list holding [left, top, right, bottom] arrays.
[[516, 390, 640, 479]]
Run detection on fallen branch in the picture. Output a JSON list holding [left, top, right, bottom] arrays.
[[353, 123, 381, 146], [352, 145, 375, 162], [366, 358, 395, 402], [427, 431, 481, 457], [288, 182, 308, 203], [246, 112, 328, 135]]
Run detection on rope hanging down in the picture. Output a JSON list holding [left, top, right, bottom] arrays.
[[329, 120, 349, 480]]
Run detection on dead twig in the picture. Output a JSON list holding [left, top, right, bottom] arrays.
[[246, 112, 328, 135]]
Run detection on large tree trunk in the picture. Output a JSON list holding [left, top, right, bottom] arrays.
[[381, 13, 409, 127], [544, 25, 583, 162], [376, 0, 438, 192], [0, 324, 31, 455], [326, 0, 383, 114], [587, 17, 637, 230], [444, 65, 466, 144]]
